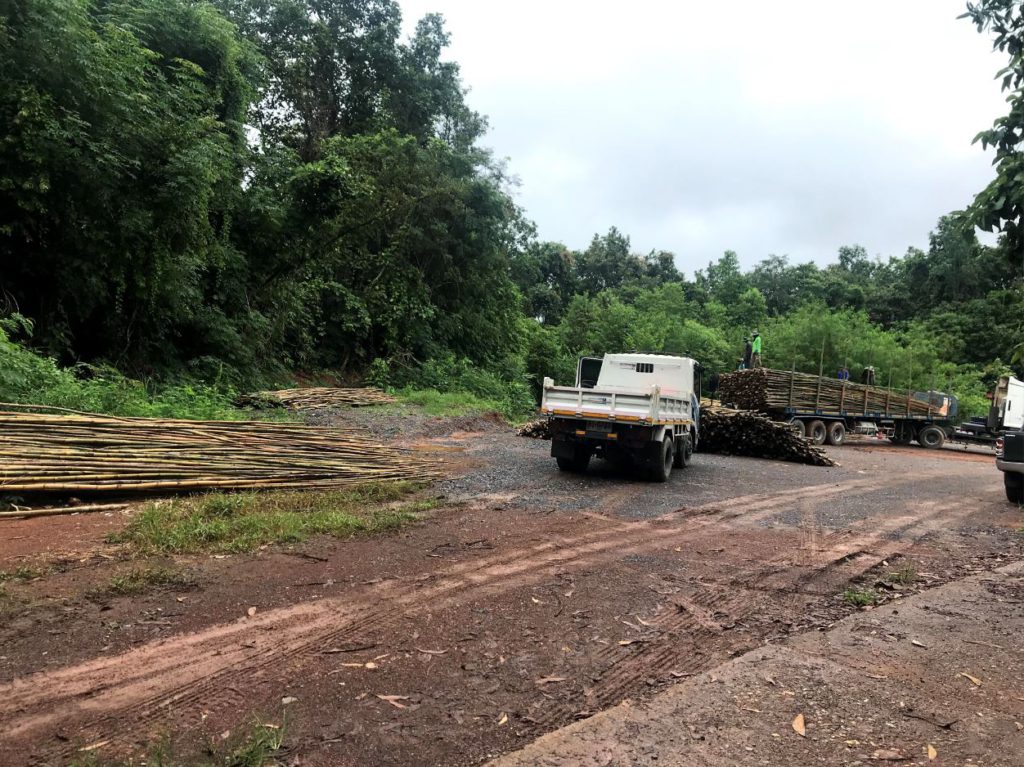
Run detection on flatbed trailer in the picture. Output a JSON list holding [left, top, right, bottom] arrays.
[[718, 368, 957, 448]]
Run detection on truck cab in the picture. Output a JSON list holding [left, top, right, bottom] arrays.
[[994, 375, 1024, 504], [541, 353, 701, 482]]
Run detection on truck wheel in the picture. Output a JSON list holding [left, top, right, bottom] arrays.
[[806, 420, 827, 445], [650, 438, 674, 482], [1006, 473, 1024, 505], [917, 425, 945, 449], [789, 419, 806, 438], [826, 421, 846, 446], [556, 447, 590, 473], [673, 435, 692, 468]]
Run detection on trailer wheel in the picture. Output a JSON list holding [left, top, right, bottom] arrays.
[[789, 419, 806, 438], [556, 447, 591, 473], [650, 438, 674, 482], [917, 425, 945, 449], [806, 420, 827, 445], [826, 421, 846, 446], [1006, 473, 1024, 505]]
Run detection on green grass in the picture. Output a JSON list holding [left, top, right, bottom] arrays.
[[109, 483, 433, 555], [90, 567, 198, 598], [392, 386, 512, 418], [69, 718, 287, 766], [888, 564, 917, 585], [842, 587, 879, 607], [0, 565, 46, 583]]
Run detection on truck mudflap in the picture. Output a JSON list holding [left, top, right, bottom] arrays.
[[551, 439, 579, 460]]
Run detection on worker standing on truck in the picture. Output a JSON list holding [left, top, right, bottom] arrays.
[[838, 366, 850, 380], [742, 337, 752, 369], [708, 371, 720, 404], [861, 366, 875, 385], [750, 331, 762, 368]]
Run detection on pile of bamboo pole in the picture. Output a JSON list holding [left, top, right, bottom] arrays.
[[718, 368, 938, 417], [516, 418, 552, 439], [238, 387, 397, 410], [0, 410, 440, 496], [700, 405, 836, 466]]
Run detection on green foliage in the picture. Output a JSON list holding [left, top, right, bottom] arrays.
[[0, 320, 247, 419], [962, 1, 1024, 269], [110, 483, 430, 554], [391, 352, 533, 418], [842, 587, 879, 607], [92, 567, 197, 597]]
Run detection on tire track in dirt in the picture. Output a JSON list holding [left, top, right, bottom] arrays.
[[542, 498, 971, 725], [0, 468, 956, 758]]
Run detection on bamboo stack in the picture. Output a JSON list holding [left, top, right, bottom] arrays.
[[238, 387, 397, 410], [0, 411, 440, 496], [718, 368, 938, 417], [699, 405, 836, 466], [517, 418, 552, 439]]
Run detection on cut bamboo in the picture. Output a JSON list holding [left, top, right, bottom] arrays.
[[718, 368, 939, 417], [237, 387, 397, 410], [0, 410, 441, 497]]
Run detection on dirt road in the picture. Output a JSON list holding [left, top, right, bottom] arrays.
[[0, 418, 1019, 766]]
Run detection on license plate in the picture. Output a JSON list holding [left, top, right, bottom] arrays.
[[587, 421, 612, 432]]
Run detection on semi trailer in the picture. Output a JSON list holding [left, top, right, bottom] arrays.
[[718, 368, 958, 449], [540, 353, 701, 482]]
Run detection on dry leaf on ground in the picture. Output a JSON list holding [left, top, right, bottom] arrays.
[[792, 713, 806, 737], [927, 744, 938, 760]]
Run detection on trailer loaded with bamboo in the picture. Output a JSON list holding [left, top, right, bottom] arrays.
[[717, 368, 958, 448]]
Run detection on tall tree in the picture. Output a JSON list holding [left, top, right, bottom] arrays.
[[963, 0, 1024, 275]]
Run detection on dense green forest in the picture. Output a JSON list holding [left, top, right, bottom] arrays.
[[1, 0, 1023, 419]]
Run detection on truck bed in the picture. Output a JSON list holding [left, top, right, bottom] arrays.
[[541, 382, 693, 425]]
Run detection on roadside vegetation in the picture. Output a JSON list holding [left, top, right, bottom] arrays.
[[1, 0, 1021, 425], [109, 483, 434, 555], [70, 717, 288, 767], [842, 587, 880, 607], [89, 567, 198, 599]]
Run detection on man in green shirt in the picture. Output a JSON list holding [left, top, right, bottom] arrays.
[[751, 331, 763, 368]]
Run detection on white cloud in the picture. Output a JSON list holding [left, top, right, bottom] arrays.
[[398, 0, 1007, 274]]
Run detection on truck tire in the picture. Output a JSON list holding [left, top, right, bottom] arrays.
[[1006, 473, 1024, 505], [673, 435, 692, 468], [826, 421, 846, 446], [917, 425, 945, 449], [556, 447, 590, 473], [806, 420, 827, 445], [789, 419, 806, 438], [650, 438, 674, 482]]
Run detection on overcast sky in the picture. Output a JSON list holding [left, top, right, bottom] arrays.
[[396, 0, 1006, 276]]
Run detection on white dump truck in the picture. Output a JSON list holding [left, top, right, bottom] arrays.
[[540, 353, 701, 482]]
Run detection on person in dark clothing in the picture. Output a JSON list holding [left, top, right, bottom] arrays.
[[860, 366, 875, 385], [708, 372, 720, 404], [837, 366, 850, 381], [742, 337, 752, 369]]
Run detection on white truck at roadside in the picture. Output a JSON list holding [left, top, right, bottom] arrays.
[[540, 353, 701, 482]]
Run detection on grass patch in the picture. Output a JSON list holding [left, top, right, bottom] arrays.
[[888, 564, 917, 585], [109, 483, 433, 555], [842, 587, 879, 607], [69, 717, 287, 766], [0, 565, 46, 583], [393, 387, 511, 418], [90, 567, 198, 598]]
